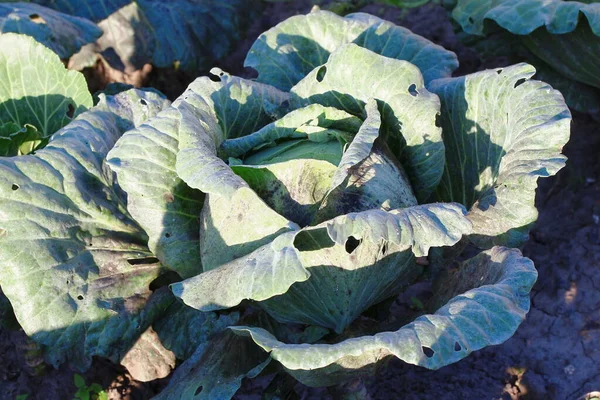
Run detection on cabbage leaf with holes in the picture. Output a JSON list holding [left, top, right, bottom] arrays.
[[0, 32, 235, 378], [0, 33, 193, 374], [0, 33, 185, 368], [0, 2, 101, 58], [0, 86, 177, 371], [452, 0, 600, 115]]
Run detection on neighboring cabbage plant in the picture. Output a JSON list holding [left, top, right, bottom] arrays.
[[104, 11, 569, 398], [15, 0, 260, 75], [0, 31, 185, 376], [0, 33, 92, 156], [0, 2, 101, 59], [452, 0, 600, 116]]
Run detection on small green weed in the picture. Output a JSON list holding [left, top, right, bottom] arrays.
[[73, 374, 108, 400], [409, 296, 425, 311]]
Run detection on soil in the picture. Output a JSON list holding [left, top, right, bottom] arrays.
[[1, 2, 599, 400]]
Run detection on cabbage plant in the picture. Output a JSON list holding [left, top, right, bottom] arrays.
[[0, 10, 571, 398], [108, 11, 569, 397], [452, 0, 600, 116]]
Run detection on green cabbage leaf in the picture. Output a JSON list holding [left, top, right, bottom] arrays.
[[0, 2, 101, 58], [0, 34, 92, 156], [0, 87, 172, 370], [452, 0, 600, 115]]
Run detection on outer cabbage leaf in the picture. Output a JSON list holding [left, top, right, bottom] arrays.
[[452, 0, 600, 36], [528, 52, 600, 116], [171, 232, 310, 313], [32, 0, 258, 73], [174, 203, 471, 333], [457, 29, 600, 115], [522, 19, 600, 90], [107, 104, 204, 279], [452, 0, 600, 97], [0, 3, 101, 59], [154, 312, 287, 400], [324, 203, 471, 257], [232, 246, 537, 387], [153, 299, 240, 360], [291, 44, 444, 201], [0, 33, 92, 138], [429, 63, 570, 247], [0, 89, 171, 370], [246, 10, 458, 91], [258, 203, 471, 333], [154, 328, 271, 400], [155, 312, 331, 400], [119, 326, 176, 382]]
